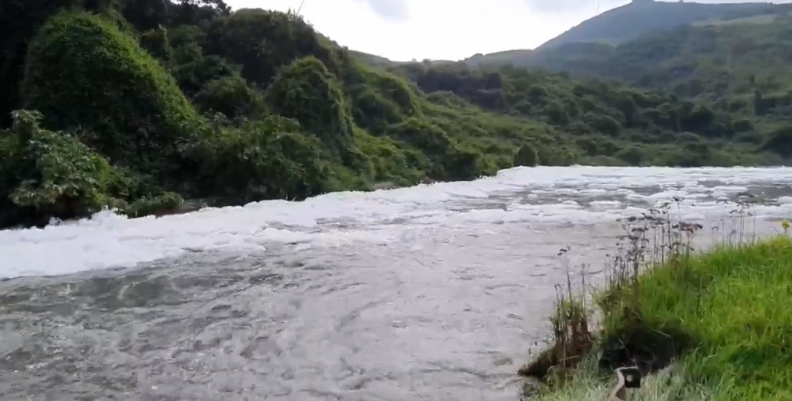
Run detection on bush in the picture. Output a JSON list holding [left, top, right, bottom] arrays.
[[352, 127, 427, 185], [139, 25, 173, 66], [0, 111, 129, 227], [121, 192, 183, 218], [444, 147, 483, 181], [733, 118, 753, 132], [182, 116, 336, 203], [21, 11, 200, 172], [615, 146, 644, 165], [386, 118, 454, 158], [194, 75, 265, 119], [588, 114, 622, 137], [265, 56, 355, 159], [203, 9, 343, 87], [349, 87, 403, 132], [385, 118, 483, 180], [367, 68, 422, 117], [762, 125, 792, 157], [514, 143, 540, 166]]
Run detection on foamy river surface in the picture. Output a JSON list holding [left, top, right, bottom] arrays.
[[2, 166, 792, 401]]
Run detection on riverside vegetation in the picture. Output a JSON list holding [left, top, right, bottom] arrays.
[[2, 0, 792, 229], [519, 201, 792, 400]]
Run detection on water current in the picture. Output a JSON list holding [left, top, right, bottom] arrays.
[[2, 166, 792, 401]]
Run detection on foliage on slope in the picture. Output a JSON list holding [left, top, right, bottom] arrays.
[[21, 11, 200, 174], [180, 115, 339, 204], [391, 61, 778, 167], [0, 0, 119, 127], [0, 111, 181, 228], [265, 56, 355, 159], [466, 16, 792, 159], [202, 8, 347, 88]]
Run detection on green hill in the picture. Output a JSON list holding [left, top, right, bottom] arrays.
[[540, 0, 789, 50], [1, 0, 791, 228], [525, 16, 792, 98], [464, 0, 792, 67]]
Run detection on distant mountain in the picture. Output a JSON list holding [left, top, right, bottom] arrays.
[[465, 0, 792, 67], [541, 0, 786, 49]]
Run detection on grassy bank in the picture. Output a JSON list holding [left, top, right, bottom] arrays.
[[521, 211, 792, 400]]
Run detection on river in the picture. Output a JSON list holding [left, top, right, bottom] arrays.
[[2, 166, 792, 401]]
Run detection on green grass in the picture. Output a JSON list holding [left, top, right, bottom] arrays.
[[529, 234, 792, 401], [529, 358, 713, 401], [629, 236, 792, 400]]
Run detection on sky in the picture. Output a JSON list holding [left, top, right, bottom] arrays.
[[226, 0, 785, 62]]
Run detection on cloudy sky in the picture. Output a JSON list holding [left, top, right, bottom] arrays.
[[226, 0, 783, 61]]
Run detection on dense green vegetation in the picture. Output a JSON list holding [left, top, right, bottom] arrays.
[[2, 0, 792, 228], [460, 3, 792, 146], [389, 59, 784, 167], [524, 230, 792, 401], [485, 15, 792, 102]]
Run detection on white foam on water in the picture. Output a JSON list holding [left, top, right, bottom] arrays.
[[3, 166, 792, 278]]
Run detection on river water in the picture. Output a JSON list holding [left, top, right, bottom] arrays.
[[2, 166, 792, 401]]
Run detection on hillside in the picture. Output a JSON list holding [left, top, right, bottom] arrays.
[[464, 0, 792, 67], [0, 0, 790, 229], [540, 0, 788, 49], [475, 15, 792, 140]]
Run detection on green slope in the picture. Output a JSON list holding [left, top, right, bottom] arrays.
[[540, 0, 789, 50], [464, 0, 792, 67]]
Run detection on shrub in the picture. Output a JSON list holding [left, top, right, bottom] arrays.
[[349, 87, 403, 132], [265, 56, 354, 159], [194, 75, 265, 119], [368, 68, 422, 117], [352, 127, 427, 185], [733, 118, 753, 132], [139, 25, 173, 67], [121, 192, 184, 218], [615, 146, 644, 165], [0, 111, 128, 227], [385, 118, 483, 180], [203, 9, 342, 87], [762, 125, 792, 157], [514, 143, 540, 167], [21, 11, 200, 172], [386, 118, 454, 158], [182, 115, 335, 203]]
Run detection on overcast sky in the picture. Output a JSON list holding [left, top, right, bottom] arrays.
[[226, 0, 786, 61]]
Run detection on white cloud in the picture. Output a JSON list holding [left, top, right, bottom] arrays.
[[353, 0, 410, 21], [227, 0, 578, 61], [225, 0, 788, 62]]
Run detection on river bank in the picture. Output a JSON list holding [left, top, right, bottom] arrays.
[[3, 166, 792, 400], [521, 212, 792, 400]]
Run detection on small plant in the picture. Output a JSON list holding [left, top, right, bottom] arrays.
[[523, 197, 765, 400], [520, 248, 593, 381]]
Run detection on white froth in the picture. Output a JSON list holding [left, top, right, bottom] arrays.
[[3, 166, 792, 278]]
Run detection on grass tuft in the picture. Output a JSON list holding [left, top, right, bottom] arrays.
[[522, 200, 792, 400]]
